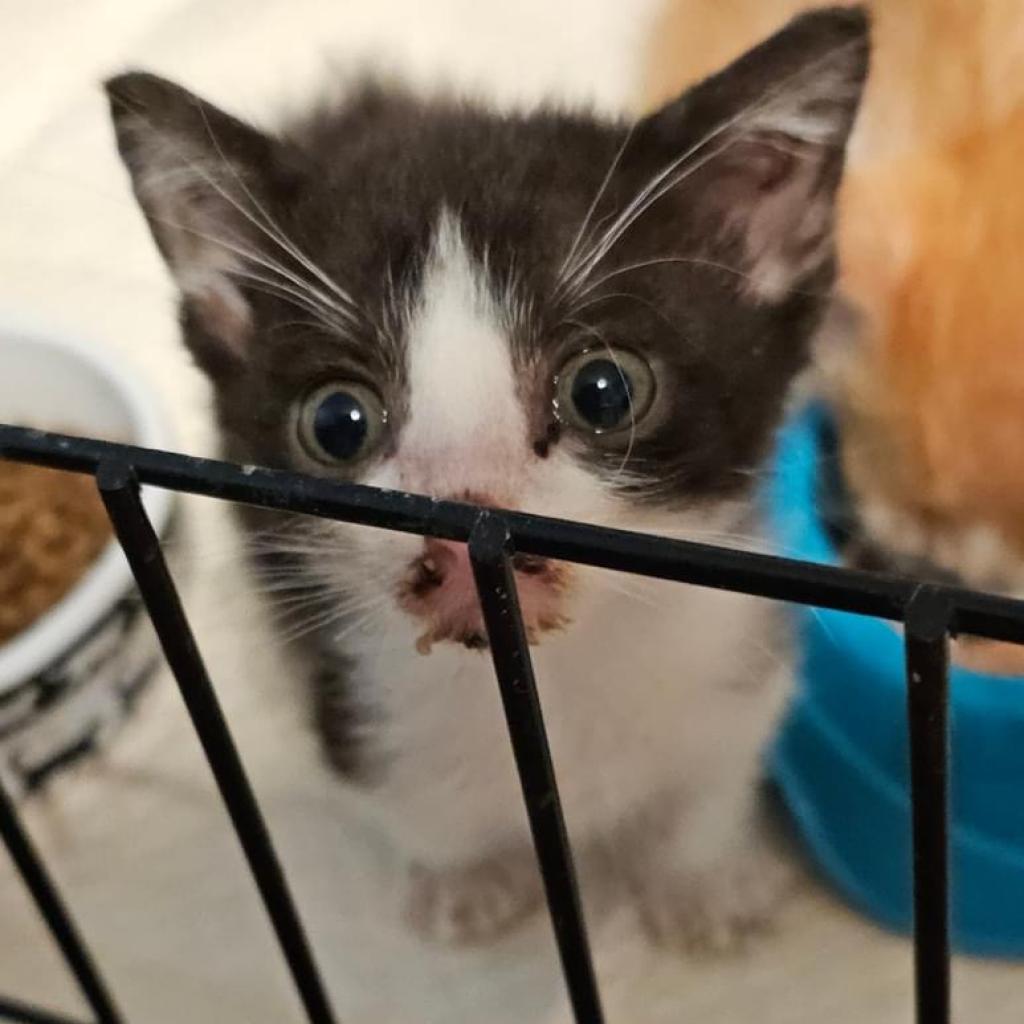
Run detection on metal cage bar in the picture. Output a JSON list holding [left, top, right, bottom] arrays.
[[0, 780, 123, 1024], [469, 514, 605, 1024], [94, 463, 337, 1024], [1, 426, 1023, 646], [0, 995, 90, 1024], [3, 422, 1019, 1024], [904, 590, 953, 1024]]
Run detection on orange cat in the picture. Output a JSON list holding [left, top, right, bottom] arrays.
[[642, 2, 1024, 671], [824, 108, 1024, 672]]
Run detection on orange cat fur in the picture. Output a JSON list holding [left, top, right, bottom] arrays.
[[826, 108, 1024, 672], [640, 0, 1024, 162]]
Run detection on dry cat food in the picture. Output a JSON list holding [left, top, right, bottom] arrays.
[[0, 460, 112, 645]]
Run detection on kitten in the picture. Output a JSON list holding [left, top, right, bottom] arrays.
[[105, 7, 868, 950]]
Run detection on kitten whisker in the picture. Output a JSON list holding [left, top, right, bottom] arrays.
[[560, 133, 749, 301], [557, 124, 637, 284], [381, 254, 412, 356], [268, 586, 395, 646], [128, 105, 365, 328], [565, 290, 688, 348], [592, 573, 663, 610], [329, 601, 397, 646], [197, 226, 355, 325], [251, 582, 328, 600], [192, 100, 363, 315], [266, 318, 341, 336], [557, 35, 864, 301], [569, 256, 757, 308], [144, 204, 359, 336], [228, 268, 354, 337]]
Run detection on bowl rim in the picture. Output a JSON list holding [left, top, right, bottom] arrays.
[[0, 313, 175, 694]]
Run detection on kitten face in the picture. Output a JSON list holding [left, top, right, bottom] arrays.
[[107, 8, 868, 650]]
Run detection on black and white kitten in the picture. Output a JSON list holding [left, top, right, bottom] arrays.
[[106, 7, 869, 950]]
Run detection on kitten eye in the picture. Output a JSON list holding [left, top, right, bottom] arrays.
[[553, 348, 655, 434], [297, 382, 387, 464]]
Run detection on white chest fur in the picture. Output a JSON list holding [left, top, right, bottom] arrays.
[[342, 567, 790, 868]]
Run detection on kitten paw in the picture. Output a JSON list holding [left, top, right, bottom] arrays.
[[636, 844, 796, 955], [403, 856, 543, 947]]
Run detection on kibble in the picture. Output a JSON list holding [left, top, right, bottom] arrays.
[[0, 461, 112, 645]]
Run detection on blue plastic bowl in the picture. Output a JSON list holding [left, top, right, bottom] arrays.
[[766, 405, 1024, 957]]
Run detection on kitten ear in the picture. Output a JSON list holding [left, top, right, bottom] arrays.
[[635, 6, 870, 300], [106, 72, 292, 374]]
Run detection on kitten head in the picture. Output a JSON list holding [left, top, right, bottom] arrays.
[[107, 7, 868, 652], [821, 104, 1024, 602]]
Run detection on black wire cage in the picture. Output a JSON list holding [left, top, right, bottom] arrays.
[[4, 422, 1024, 1024]]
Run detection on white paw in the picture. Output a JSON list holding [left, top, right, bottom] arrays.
[[403, 856, 543, 947], [636, 844, 796, 955]]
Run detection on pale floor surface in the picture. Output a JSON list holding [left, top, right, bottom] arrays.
[[0, 1, 1022, 1021]]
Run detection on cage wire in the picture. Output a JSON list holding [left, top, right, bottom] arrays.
[[5, 421, 1021, 1024]]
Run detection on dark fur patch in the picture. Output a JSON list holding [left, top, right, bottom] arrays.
[[311, 658, 368, 780]]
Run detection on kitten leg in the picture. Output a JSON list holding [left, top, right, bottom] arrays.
[[403, 849, 544, 947], [628, 784, 796, 955]]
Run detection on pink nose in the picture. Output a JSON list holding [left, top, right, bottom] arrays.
[[398, 535, 569, 653], [417, 537, 473, 596]]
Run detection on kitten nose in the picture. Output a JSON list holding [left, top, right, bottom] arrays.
[[416, 537, 472, 594], [411, 491, 555, 582], [409, 493, 502, 599], [400, 533, 567, 653], [411, 537, 551, 598]]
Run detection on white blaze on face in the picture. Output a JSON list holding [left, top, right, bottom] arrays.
[[393, 210, 528, 501]]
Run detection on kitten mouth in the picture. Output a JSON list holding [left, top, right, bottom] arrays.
[[415, 627, 487, 656], [399, 538, 571, 656], [412, 612, 571, 657]]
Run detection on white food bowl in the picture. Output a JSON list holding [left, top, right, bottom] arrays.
[[0, 316, 175, 795]]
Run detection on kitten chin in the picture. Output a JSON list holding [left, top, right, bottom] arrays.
[[106, 7, 869, 952]]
